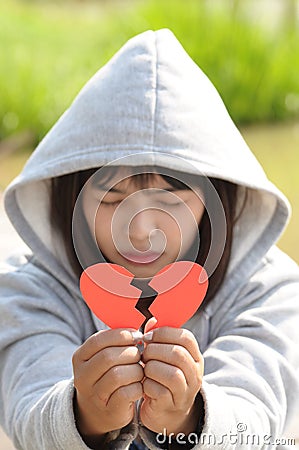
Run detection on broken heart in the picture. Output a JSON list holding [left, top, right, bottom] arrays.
[[80, 261, 208, 329]]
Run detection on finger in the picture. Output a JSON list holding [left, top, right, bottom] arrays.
[[78, 346, 141, 388], [107, 382, 143, 422], [74, 328, 142, 362], [142, 343, 202, 390], [143, 377, 173, 406], [94, 363, 144, 406], [143, 327, 201, 362], [144, 360, 187, 405]]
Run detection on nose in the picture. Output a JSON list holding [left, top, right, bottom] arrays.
[[129, 209, 157, 248]]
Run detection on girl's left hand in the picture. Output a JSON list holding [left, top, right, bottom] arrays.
[[140, 325, 204, 436]]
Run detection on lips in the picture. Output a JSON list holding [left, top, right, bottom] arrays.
[[122, 252, 161, 264]]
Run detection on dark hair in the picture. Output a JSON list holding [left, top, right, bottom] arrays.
[[50, 166, 245, 309]]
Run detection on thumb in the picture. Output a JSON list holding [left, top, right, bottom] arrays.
[[144, 317, 158, 333]]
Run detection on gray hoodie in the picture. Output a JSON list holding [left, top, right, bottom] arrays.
[[0, 29, 299, 450]]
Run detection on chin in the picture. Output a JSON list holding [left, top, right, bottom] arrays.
[[127, 263, 163, 278]]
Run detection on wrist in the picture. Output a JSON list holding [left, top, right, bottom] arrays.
[[173, 401, 199, 436], [73, 389, 107, 444], [168, 393, 205, 449]]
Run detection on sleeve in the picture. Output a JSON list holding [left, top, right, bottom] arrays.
[[0, 260, 137, 450], [195, 251, 299, 449], [139, 249, 299, 449]]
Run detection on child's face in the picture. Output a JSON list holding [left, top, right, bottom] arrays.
[[83, 171, 204, 279]]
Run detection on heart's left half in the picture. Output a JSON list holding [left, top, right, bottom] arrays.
[[80, 263, 145, 329]]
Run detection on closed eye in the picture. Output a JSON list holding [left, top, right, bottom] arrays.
[[101, 200, 122, 206], [101, 199, 184, 206], [157, 200, 183, 207]]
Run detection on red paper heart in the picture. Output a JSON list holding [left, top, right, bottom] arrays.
[[80, 262, 208, 329]]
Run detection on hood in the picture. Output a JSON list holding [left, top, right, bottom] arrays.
[[4, 29, 290, 300]]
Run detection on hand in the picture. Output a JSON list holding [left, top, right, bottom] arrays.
[[72, 329, 143, 445], [140, 325, 204, 436]]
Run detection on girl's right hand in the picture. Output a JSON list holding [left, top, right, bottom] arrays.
[[72, 329, 143, 446]]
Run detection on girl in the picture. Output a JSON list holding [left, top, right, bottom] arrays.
[[0, 29, 298, 450]]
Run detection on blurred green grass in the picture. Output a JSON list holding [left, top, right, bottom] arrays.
[[0, 1, 123, 141], [1, 0, 299, 141], [241, 121, 299, 264]]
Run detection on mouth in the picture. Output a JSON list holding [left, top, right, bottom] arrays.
[[121, 252, 162, 264]]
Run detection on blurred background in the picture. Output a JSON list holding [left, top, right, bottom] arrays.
[[0, 0, 299, 448]]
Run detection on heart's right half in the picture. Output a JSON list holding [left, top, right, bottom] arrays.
[[148, 261, 208, 328]]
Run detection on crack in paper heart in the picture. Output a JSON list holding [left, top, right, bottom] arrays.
[[80, 262, 208, 329], [130, 277, 158, 326]]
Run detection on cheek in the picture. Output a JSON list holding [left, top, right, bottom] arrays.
[[160, 214, 180, 236], [188, 199, 205, 227], [95, 209, 113, 244], [180, 220, 199, 244], [176, 205, 203, 245], [158, 213, 186, 254]]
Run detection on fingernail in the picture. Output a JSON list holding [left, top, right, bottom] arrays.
[[131, 330, 144, 343], [143, 331, 153, 342]]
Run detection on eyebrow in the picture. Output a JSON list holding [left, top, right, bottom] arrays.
[[96, 185, 179, 194]]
